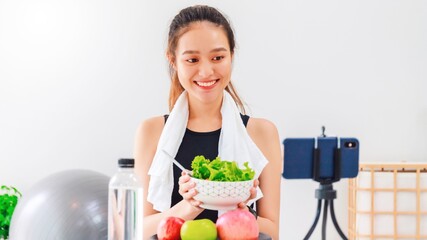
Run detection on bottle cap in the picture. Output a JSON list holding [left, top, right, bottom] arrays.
[[118, 158, 134, 168]]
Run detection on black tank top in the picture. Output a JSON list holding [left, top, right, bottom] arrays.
[[164, 114, 250, 222]]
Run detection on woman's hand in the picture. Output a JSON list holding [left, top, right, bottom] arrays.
[[178, 171, 203, 209], [237, 179, 259, 210]]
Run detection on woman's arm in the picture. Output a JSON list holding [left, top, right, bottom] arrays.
[[247, 118, 283, 240], [133, 117, 203, 239]]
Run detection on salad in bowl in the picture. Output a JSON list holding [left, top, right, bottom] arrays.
[[190, 155, 255, 210]]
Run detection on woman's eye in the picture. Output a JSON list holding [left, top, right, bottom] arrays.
[[212, 56, 224, 61], [186, 58, 198, 63]]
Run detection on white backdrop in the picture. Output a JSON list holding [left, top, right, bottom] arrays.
[[1, 0, 426, 239]]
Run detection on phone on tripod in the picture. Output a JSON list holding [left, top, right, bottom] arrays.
[[282, 137, 359, 180]]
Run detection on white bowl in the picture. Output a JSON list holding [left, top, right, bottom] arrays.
[[191, 177, 254, 210]]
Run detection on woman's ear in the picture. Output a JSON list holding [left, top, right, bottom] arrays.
[[166, 53, 176, 70]]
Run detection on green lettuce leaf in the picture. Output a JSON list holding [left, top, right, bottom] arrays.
[[191, 155, 255, 181]]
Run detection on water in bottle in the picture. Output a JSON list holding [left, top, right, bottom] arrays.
[[108, 158, 143, 240]]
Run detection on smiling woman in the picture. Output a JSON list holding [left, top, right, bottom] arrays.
[[133, 5, 282, 240], [165, 6, 245, 115], [172, 21, 233, 108], [1, 0, 425, 239]]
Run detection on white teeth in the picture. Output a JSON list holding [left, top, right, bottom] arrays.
[[196, 80, 216, 87]]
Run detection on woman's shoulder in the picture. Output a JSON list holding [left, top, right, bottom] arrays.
[[135, 115, 165, 140], [246, 117, 282, 166], [138, 115, 165, 128], [246, 117, 278, 136]]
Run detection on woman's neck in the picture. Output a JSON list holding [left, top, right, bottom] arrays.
[[187, 95, 222, 132]]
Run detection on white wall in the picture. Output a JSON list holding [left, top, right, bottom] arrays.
[[1, 0, 426, 239]]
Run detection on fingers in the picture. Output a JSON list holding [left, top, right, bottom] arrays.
[[178, 171, 202, 207], [249, 188, 256, 200], [238, 188, 256, 207], [253, 179, 259, 188], [178, 172, 191, 185], [238, 179, 259, 208], [237, 202, 248, 210], [189, 199, 202, 207], [182, 187, 202, 207], [179, 181, 196, 199], [246, 179, 259, 201]]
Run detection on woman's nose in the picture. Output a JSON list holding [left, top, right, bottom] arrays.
[[197, 61, 214, 77]]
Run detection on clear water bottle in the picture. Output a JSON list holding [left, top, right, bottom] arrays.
[[108, 158, 143, 240]]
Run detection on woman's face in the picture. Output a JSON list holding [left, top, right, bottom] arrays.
[[173, 21, 232, 105]]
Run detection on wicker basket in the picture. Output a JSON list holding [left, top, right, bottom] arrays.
[[348, 163, 427, 239]]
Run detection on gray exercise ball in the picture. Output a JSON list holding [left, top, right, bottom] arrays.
[[9, 169, 109, 240]]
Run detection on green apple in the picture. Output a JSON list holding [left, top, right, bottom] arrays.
[[180, 219, 217, 240]]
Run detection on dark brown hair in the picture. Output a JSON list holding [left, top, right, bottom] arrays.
[[166, 5, 245, 113]]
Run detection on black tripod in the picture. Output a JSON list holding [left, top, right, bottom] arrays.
[[303, 131, 348, 240]]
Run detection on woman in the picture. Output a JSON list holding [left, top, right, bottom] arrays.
[[134, 5, 282, 239]]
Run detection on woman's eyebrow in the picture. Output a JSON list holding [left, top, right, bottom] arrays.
[[182, 50, 199, 55], [210, 47, 228, 53], [181, 47, 228, 55]]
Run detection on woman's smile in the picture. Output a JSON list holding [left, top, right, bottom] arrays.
[[194, 79, 219, 89]]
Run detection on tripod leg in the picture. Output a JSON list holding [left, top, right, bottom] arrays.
[[322, 200, 328, 240], [329, 199, 348, 240], [303, 200, 322, 240]]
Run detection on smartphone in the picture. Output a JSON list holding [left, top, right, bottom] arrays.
[[282, 137, 359, 179]]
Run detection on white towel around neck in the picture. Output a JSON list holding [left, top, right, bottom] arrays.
[[147, 90, 268, 212]]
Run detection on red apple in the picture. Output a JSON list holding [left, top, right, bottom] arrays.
[[216, 209, 259, 240], [157, 216, 185, 240]]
